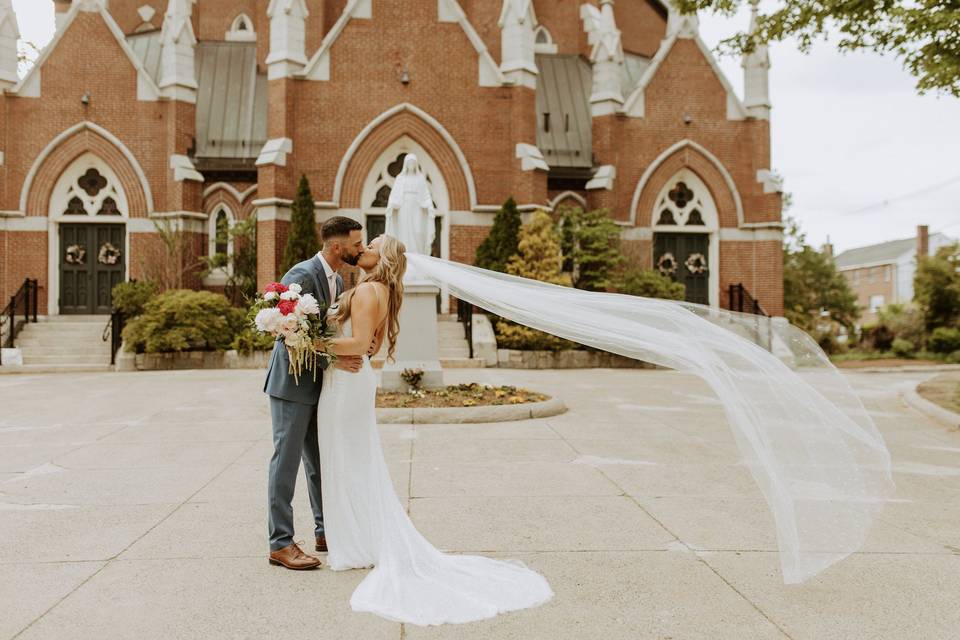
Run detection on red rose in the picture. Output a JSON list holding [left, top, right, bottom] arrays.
[[277, 299, 297, 316], [265, 282, 288, 294]]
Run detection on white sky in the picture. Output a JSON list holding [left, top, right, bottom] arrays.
[[12, 0, 960, 254]]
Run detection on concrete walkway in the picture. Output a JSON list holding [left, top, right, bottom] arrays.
[[0, 368, 958, 639]]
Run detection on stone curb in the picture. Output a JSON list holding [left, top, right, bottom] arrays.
[[902, 383, 960, 429], [376, 397, 566, 424]]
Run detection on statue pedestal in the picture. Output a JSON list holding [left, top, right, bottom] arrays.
[[379, 278, 444, 392]]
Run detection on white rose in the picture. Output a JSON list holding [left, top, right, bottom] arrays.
[[288, 283, 303, 294], [254, 308, 282, 333], [297, 293, 321, 316], [280, 290, 299, 301], [278, 314, 300, 335], [264, 291, 278, 301]]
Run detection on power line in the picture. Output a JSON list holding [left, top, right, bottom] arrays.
[[841, 174, 960, 216]]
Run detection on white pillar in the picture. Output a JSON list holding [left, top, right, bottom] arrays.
[[580, 0, 624, 116], [0, 0, 19, 89], [159, 0, 198, 102], [266, 0, 309, 80], [742, 0, 771, 119], [498, 0, 538, 89]]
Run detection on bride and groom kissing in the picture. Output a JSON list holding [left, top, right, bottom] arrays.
[[261, 216, 553, 625]]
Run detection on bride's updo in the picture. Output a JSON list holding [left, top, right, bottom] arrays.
[[334, 235, 406, 361]]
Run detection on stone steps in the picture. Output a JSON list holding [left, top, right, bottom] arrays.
[[14, 316, 113, 368]]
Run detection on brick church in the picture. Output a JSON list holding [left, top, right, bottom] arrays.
[[0, 0, 783, 318]]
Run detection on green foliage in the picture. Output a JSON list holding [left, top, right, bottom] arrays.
[[474, 197, 522, 273], [111, 280, 158, 317], [231, 326, 276, 355], [913, 243, 960, 331], [891, 338, 915, 358], [860, 324, 895, 352], [140, 218, 201, 291], [929, 327, 960, 354], [281, 175, 320, 274], [496, 211, 577, 351], [676, 0, 960, 96], [122, 290, 245, 354], [557, 205, 624, 290], [201, 214, 259, 305], [617, 267, 686, 300], [782, 216, 859, 331], [877, 303, 928, 350]]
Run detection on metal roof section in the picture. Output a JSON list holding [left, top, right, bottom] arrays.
[[834, 233, 949, 269], [535, 54, 593, 169], [127, 33, 267, 161]]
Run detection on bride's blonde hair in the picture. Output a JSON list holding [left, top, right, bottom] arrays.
[[333, 235, 407, 361]]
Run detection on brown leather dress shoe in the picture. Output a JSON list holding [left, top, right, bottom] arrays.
[[315, 535, 327, 553], [269, 542, 321, 570]]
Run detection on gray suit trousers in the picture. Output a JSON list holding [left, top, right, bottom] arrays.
[[268, 396, 325, 551]]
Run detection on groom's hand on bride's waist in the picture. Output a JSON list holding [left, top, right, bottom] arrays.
[[335, 355, 363, 373]]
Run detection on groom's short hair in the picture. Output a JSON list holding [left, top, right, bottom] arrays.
[[321, 216, 362, 244]]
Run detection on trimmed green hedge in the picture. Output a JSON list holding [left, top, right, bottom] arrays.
[[122, 290, 245, 354]]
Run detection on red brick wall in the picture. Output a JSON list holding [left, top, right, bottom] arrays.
[[450, 225, 488, 265], [719, 239, 783, 316], [1, 231, 48, 314], [616, 0, 668, 58]]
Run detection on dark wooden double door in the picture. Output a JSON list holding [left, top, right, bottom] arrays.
[[59, 224, 125, 315], [653, 232, 710, 305]]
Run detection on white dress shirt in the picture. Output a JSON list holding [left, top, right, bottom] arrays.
[[316, 252, 339, 301]]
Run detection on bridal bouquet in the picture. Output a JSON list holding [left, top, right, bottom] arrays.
[[250, 282, 336, 383]]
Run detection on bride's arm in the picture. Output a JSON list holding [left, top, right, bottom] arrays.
[[327, 283, 381, 356]]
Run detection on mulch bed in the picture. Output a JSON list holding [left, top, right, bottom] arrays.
[[377, 383, 550, 409], [833, 358, 944, 369], [917, 372, 960, 415]]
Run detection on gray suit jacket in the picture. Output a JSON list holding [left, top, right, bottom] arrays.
[[263, 255, 343, 406]]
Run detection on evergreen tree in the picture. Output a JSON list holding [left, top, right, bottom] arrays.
[[558, 205, 624, 290], [474, 197, 521, 273], [914, 243, 960, 331], [496, 211, 575, 350], [281, 175, 320, 274]]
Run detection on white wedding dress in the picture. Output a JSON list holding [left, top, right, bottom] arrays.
[[316, 318, 554, 625]]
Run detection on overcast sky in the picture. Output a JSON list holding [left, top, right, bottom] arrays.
[[12, 0, 960, 254]]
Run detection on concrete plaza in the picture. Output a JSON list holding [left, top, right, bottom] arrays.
[[1, 367, 958, 639]]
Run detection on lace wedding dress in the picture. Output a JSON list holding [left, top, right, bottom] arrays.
[[316, 318, 554, 625]]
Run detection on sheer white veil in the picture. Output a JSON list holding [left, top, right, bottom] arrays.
[[405, 252, 895, 584]]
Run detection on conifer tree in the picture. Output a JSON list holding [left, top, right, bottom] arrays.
[[281, 175, 319, 274], [474, 197, 521, 273]]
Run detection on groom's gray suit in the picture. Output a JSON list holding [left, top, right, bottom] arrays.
[[263, 255, 343, 552]]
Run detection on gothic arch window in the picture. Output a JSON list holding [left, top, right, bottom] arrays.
[[226, 13, 256, 42], [534, 26, 557, 54], [651, 170, 718, 230], [208, 204, 235, 261], [49, 154, 129, 218], [367, 151, 438, 211]]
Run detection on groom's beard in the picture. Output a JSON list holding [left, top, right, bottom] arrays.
[[342, 252, 361, 267]]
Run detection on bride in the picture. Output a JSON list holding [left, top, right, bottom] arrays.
[[316, 234, 554, 626]]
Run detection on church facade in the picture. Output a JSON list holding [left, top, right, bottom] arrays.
[[0, 0, 783, 318]]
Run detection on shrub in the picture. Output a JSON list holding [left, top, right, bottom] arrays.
[[929, 327, 960, 354], [860, 323, 895, 352], [122, 290, 245, 354], [111, 280, 158, 317], [617, 267, 686, 300], [816, 331, 842, 355], [877, 303, 927, 350], [946, 350, 960, 364], [914, 243, 960, 331], [891, 338, 915, 358], [557, 205, 624, 290], [232, 326, 275, 355], [281, 175, 320, 274]]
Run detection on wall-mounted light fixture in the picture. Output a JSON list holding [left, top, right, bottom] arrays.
[[682, 112, 692, 125], [81, 91, 91, 106], [399, 67, 410, 85]]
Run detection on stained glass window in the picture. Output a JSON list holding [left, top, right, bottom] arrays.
[[78, 168, 107, 197], [657, 209, 676, 225], [97, 197, 121, 216], [65, 196, 85, 215], [214, 210, 229, 255]]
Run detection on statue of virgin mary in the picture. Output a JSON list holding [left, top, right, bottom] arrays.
[[385, 154, 436, 256]]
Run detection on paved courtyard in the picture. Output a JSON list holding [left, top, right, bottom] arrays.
[[1, 367, 958, 639]]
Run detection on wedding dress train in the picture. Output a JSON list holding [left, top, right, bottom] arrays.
[[317, 319, 553, 625]]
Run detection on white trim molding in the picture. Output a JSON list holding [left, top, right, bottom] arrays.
[[256, 138, 293, 167], [585, 164, 616, 190], [202, 182, 257, 202], [756, 169, 783, 194], [19, 121, 155, 215], [437, 0, 507, 87], [333, 103, 478, 210], [301, 0, 370, 81], [170, 154, 203, 182], [629, 138, 744, 227], [548, 190, 587, 209], [515, 142, 549, 172]]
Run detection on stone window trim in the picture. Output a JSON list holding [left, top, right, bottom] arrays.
[[226, 13, 257, 42], [48, 153, 129, 219], [204, 203, 235, 286]]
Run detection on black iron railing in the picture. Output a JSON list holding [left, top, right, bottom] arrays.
[[1, 278, 39, 365], [456, 298, 474, 360], [102, 310, 125, 366], [727, 283, 769, 317]]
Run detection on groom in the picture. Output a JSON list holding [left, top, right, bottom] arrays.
[[264, 216, 365, 570]]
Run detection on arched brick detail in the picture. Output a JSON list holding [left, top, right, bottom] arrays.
[[339, 111, 471, 211], [25, 128, 150, 218], [203, 188, 242, 220], [635, 146, 739, 228]]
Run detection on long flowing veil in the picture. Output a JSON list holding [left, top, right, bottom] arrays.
[[406, 252, 895, 584]]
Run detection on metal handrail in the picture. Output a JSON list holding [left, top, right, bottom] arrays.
[[727, 283, 769, 317], [1, 278, 39, 365], [456, 298, 474, 360], [102, 310, 125, 366]]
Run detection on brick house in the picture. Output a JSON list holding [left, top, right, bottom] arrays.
[[834, 225, 954, 325], [0, 0, 783, 321]]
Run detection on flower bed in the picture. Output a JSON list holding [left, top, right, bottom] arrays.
[[377, 383, 548, 409]]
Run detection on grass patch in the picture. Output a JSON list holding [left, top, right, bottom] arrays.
[[377, 383, 550, 409], [831, 350, 946, 368], [916, 373, 960, 415]]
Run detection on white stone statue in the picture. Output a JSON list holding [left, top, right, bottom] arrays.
[[385, 154, 436, 256]]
